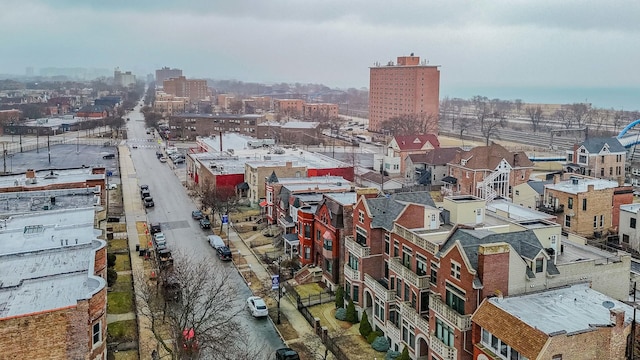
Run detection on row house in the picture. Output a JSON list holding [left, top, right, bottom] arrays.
[[383, 134, 440, 175], [565, 137, 626, 183], [349, 193, 630, 360], [541, 174, 633, 238], [442, 143, 533, 201], [472, 283, 635, 360], [617, 203, 640, 254]]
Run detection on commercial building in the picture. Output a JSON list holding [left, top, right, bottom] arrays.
[[163, 76, 209, 101], [155, 66, 183, 85], [369, 54, 440, 133], [0, 207, 107, 360]]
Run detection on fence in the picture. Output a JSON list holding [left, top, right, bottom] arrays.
[[297, 299, 349, 360]]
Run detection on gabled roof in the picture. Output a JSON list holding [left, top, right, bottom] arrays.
[[578, 137, 626, 154], [438, 228, 559, 276], [527, 180, 551, 195], [267, 171, 279, 183], [392, 134, 440, 151], [365, 191, 435, 231], [408, 147, 461, 165], [454, 143, 533, 170]]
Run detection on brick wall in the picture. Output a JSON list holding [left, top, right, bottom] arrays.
[[477, 244, 510, 297], [395, 204, 425, 229]]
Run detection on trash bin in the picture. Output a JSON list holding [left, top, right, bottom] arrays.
[[136, 244, 140, 252], [139, 249, 145, 257]]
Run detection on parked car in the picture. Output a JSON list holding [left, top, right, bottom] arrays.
[[208, 235, 225, 249], [140, 184, 149, 192], [275, 348, 300, 360], [102, 153, 116, 159], [216, 246, 232, 261], [141, 189, 151, 199], [143, 197, 155, 208], [154, 232, 166, 247], [192, 210, 203, 220], [107, 183, 117, 190], [150, 223, 161, 234], [173, 157, 185, 164], [159, 157, 167, 163], [199, 218, 211, 229], [246, 296, 268, 318]]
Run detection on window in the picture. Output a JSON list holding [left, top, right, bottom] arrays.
[[356, 226, 367, 245], [435, 318, 454, 347], [600, 168, 605, 176], [304, 246, 311, 259], [323, 238, 332, 251], [594, 216, 598, 228], [324, 259, 333, 274], [389, 305, 399, 327], [567, 153, 573, 162], [623, 234, 630, 243], [552, 356, 562, 360], [420, 291, 430, 314], [446, 283, 465, 315], [515, 190, 520, 196], [396, 278, 402, 297], [416, 254, 427, 276], [304, 224, 311, 238], [610, 167, 613, 176], [394, 241, 399, 257], [450, 261, 461, 280], [348, 253, 359, 270], [404, 283, 410, 301], [632, 218, 637, 229], [567, 197, 573, 209], [92, 321, 102, 346], [353, 285, 359, 302], [402, 246, 412, 270], [345, 282, 351, 300], [430, 263, 438, 284], [358, 210, 364, 223], [481, 328, 528, 360], [582, 198, 587, 211], [535, 258, 543, 273], [565, 214, 571, 228], [384, 234, 390, 255]]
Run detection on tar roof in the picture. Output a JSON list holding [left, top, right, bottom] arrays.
[[0, 188, 99, 216], [0, 207, 105, 318], [488, 283, 635, 335], [365, 191, 435, 231], [545, 177, 619, 194]]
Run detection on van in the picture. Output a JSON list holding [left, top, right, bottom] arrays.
[[207, 235, 225, 249]]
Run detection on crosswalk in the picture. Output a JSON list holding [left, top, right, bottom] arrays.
[[126, 139, 162, 149]]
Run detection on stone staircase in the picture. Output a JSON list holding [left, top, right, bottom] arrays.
[[293, 265, 323, 285]]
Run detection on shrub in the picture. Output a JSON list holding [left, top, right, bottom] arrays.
[[107, 268, 118, 287], [397, 346, 410, 360], [359, 311, 372, 338], [385, 350, 401, 360], [372, 336, 390, 352], [334, 308, 347, 321], [345, 299, 358, 323], [334, 286, 344, 308], [107, 253, 117, 268]]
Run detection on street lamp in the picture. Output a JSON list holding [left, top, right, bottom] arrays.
[[277, 256, 282, 325]]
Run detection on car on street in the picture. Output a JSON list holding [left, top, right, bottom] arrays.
[[143, 197, 155, 207], [199, 218, 211, 229], [107, 183, 117, 190], [150, 223, 161, 234], [153, 232, 166, 246], [132, 144, 138, 149], [216, 246, 232, 261], [275, 348, 300, 360], [173, 157, 185, 164], [208, 235, 225, 249], [141, 189, 151, 199], [247, 296, 268, 318], [140, 184, 149, 192], [102, 153, 116, 159], [191, 210, 203, 220], [159, 157, 167, 163]]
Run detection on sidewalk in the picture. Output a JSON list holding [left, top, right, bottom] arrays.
[[118, 145, 157, 360], [227, 225, 331, 358]]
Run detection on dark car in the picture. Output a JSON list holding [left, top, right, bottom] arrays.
[[150, 223, 162, 234], [216, 246, 232, 261], [275, 348, 300, 360], [143, 197, 155, 208], [102, 153, 116, 159], [141, 189, 151, 199], [199, 218, 211, 229], [191, 210, 203, 220], [140, 184, 149, 192]]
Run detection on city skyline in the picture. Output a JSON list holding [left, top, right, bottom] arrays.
[[2, 1, 640, 109]]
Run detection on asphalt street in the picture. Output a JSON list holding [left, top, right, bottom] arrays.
[[125, 103, 285, 358]]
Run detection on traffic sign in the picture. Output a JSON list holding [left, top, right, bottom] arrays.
[[106, 171, 113, 177], [222, 214, 229, 224], [271, 275, 280, 290]]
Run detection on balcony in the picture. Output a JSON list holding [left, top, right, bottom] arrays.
[[393, 224, 438, 255], [343, 263, 360, 281], [387, 323, 401, 341], [345, 235, 371, 258], [398, 301, 429, 334], [430, 333, 457, 360], [389, 258, 430, 290], [364, 273, 395, 302], [538, 203, 564, 215], [429, 293, 472, 331]]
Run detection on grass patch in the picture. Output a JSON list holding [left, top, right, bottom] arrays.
[[295, 282, 325, 299], [111, 274, 133, 292], [115, 254, 131, 272], [107, 291, 134, 314], [108, 239, 129, 251], [107, 319, 138, 343], [113, 350, 139, 360]]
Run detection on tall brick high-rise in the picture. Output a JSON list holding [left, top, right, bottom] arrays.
[[369, 54, 440, 133]]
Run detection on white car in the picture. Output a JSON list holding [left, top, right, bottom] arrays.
[[247, 296, 268, 318], [107, 183, 118, 190], [154, 232, 166, 245]]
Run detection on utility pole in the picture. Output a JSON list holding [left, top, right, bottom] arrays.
[[47, 135, 51, 165], [277, 256, 282, 325], [632, 281, 637, 360]]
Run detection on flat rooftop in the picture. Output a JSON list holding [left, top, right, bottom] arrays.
[[555, 239, 624, 265], [0, 188, 99, 215], [487, 199, 555, 222], [0, 167, 104, 190], [325, 192, 358, 206], [0, 207, 105, 318], [488, 283, 635, 335], [546, 178, 619, 195], [620, 203, 640, 213], [244, 149, 349, 170]]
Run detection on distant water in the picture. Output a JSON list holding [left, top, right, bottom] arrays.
[[442, 86, 640, 111]]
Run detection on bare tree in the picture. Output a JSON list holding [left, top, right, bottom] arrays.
[[570, 103, 590, 128], [134, 253, 267, 360], [514, 99, 523, 113], [525, 105, 544, 133], [612, 109, 626, 133], [201, 181, 238, 226], [379, 112, 438, 136], [555, 107, 573, 129], [590, 108, 610, 133], [456, 116, 474, 141]]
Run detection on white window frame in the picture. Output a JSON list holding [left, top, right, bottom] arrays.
[[450, 260, 461, 280], [92, 320, 102, 348]]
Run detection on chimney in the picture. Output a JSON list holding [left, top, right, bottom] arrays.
[[26, 169, 35, 179], [609, 308, 625, 327], [553, 174, 560, 184], [477, 243, 510, 298], [588, 184, 594, 192]]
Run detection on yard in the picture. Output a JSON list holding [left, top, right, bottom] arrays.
[[108, 239, 129, 252], [107, 319, 138, 343], [107, 291, 134, 314], [115, 254, 132, 272]]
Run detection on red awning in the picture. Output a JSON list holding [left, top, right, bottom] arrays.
[[259, 200, 268, 207]]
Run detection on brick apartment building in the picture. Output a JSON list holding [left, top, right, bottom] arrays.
[[168, 113, 264, 140], [274, 99, 305, 117], [0, 208, 107, 360], [303, 103, 339, 120], [155, 66, 183, 85], [369, 54, 440, 133], [0, 109, 21, 124], [163, 76, 210, 101], [442, 143, 533, 201], [541, 174, 633, 238], [565, 137, 627, 183]]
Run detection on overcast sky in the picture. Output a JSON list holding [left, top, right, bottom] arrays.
[[2, 0, 640, 105]]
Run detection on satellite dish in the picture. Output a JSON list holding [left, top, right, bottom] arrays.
[[602, 301, 615, 309]]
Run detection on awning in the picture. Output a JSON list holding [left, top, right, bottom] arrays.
[[442, 176, 457, 184], [259, 200, 268, 207], [283, 233, 300, 246]]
